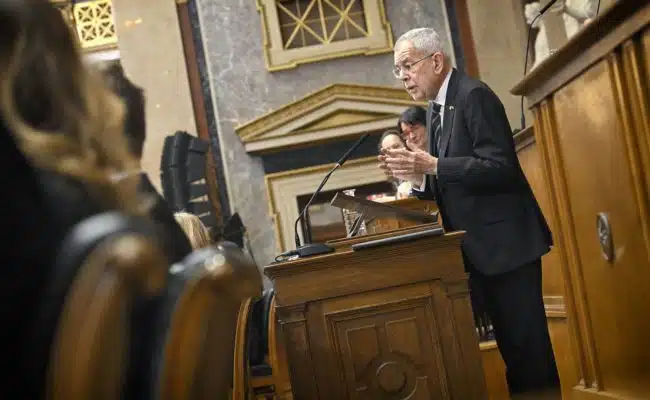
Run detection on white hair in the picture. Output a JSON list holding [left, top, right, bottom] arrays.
[[395, 28, 444, 55]]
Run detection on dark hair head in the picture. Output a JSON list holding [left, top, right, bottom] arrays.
[[378, 129, 407, 152], [102, 63, 146, 159], [397, 106, 427, 133]]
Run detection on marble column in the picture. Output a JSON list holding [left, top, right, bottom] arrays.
[[112, 0, 197, 190]]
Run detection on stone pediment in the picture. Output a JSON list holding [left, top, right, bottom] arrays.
[[235, 84, 424, 154]]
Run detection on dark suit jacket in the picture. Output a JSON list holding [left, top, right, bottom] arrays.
[[139, 173, 192, 264], [413, 69, 552, 275]]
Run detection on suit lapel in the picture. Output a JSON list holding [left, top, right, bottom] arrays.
[[439, 69, 460, 157]]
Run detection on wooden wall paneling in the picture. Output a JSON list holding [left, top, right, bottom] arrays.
[[512, 4, 650, 398], [516, 127, 582, 398], [612, 45, 650, 255], [606, 49, 650, 396], [620, 34, 650, 208], [622, 29, 650, 193], [516, 129, 565, 298], [537, 101, 597, 391], [535, 105, 590, 393], [277, 305, 320, 399], [546, 316, 580, 399], [644, 28, 650, 86], [551, 55, 650, 397]]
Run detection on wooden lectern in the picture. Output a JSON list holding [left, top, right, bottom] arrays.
[[365, 197, 438, 234], [330, 192, 439, 238], [265, 196, 487, 399]]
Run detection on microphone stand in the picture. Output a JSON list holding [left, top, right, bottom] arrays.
[[290, 164, 340, 257], [520, 0, 558, 130], [274, 134, 371, 262]]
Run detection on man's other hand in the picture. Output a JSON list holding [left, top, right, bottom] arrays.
[[383, 147, 437, 180]]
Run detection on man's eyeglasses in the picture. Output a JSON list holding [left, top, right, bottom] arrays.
[[392, 53, 434, 78]]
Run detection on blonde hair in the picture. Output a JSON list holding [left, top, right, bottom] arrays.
[[0, 0, 145, 214], [174, 212, 212, 250]]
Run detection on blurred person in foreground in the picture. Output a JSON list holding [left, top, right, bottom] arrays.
[[102, 63, 192, 264], [0, 0, 147, 395]]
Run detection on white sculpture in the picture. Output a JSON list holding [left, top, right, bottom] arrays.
[[555, 0, 598, 38], [525, 2, 550, 70]]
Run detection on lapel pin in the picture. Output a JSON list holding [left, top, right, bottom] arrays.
[[448, 105, 454, 110]]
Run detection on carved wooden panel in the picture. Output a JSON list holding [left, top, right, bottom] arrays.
[[516, 130, 565, 298], [301, 282, 484, 399], [543, 51, 650, 397], [331, 302, 444, 399], [277, 305, 320, 399]]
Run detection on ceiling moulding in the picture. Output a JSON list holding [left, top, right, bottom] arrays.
[[235, 83, 425, 155]]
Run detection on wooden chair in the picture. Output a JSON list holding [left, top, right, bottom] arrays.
[[41, 212, 167, 400], [37, 212, 261, 399], [247, 290, 293, 400], [157, 241, 262, 399], [233, 297, 256, 400], [265, 295, 292, 400]]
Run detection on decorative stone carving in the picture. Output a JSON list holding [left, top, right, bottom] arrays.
[[235, 83, 423, 154], [554, 0, 598, 38], [524, 2, 551, 70]]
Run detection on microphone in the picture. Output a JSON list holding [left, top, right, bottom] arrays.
[[275, 134, 370, 261], [519, 0, 558, 131]]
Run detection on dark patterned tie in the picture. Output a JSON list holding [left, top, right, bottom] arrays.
[[427, 102, 442, 196], [430, 102, 442, 157]]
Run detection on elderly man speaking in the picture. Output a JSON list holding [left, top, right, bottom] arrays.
[[379, 28, 559, 398]]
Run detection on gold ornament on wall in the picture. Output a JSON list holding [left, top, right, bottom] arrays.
[[51, 0, 118, 52], [73, 0, 117, 50]]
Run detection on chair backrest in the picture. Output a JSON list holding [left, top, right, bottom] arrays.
[[266, 295, 293, 399], [248, 288, 274, 366], [157, 241, 262, 400], [232, 298, 255, 400], [45, 213, 167, 399], [248, 289, 293, 400]]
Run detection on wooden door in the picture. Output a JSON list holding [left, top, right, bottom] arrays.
[[549, 55, 650, 398]]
